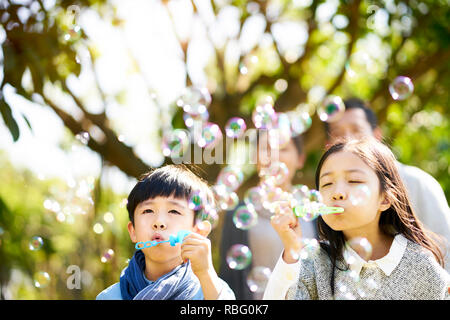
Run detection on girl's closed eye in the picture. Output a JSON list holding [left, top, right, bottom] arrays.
[[142, 209, 153, 214], [169, 209, 182, 215], [321, 182, 333, 188]]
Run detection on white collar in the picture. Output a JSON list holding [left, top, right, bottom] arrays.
[[344, 234, 408, 276]]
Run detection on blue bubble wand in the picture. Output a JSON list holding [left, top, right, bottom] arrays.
[[135, 230, 191, 250]]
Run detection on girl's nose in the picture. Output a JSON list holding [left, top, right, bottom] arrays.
[[332, 192, 346, 201]]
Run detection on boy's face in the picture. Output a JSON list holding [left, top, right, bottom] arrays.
[[128, 196, 196, 263]]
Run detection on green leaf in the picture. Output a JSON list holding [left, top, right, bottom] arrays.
[[0, 98, 20, 142]]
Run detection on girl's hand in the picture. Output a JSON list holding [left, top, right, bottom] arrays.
[[180, 221, 214, 277], [270, 201, 303, 264]]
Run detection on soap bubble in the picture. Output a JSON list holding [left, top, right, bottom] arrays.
[[344, 269, 360, 283], [289, 111, 312, 136], [335, 282, 356, 300], [268, 128, 291, 150], [259, 161, 290, 186], [308, 189, 323, 203], [262, 187, 284, 211], [344, 237, 373, 263], [362, 277, 379, 291], [233, 205, 258, 230], [298, 238, 320, 260], [184, 110, 209, 128], [217, 166, 244, 191], [389, 76, 414, 100], [271, 200, 292, 216], [300, 201, 323, 222], [214, 186, 239, 211], [244, 187, 266, 211], [198, 122, 222, 148], [29, 236, 44, 251], [64, 25, 82, 42], [196, 208, 219, 230], [268, 113, 291, 149], [317, 95, 346, 123], [162, 129, 190, 158], [189, 190, 206, 210], [349, 185, 371, 206], [101, 249, 114, 263], [252, 102, 277, 129], [226, 244, 252, 270], [291, 184, 310, 205], [178, 86, 211, 116], [247, 266, 272, 293], [225, 117, 247, 138], [34, 271, 51, 288], [259, 175, 277, 190]]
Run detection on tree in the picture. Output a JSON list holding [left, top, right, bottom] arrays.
[[1, 0, 449, 299]]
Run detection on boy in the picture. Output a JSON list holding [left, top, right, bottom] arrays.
[[96, 165, 235, 300]]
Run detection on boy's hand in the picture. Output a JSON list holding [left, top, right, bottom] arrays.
[[270, 201, 303, 264], [180, 220, 214, 277]]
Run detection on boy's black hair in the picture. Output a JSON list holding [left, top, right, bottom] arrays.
[[126, 164, 214, 225], [324, 97, 378, 138]]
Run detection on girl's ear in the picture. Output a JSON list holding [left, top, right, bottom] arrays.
[[127, 221, 137, 243], [379, 193, 391, 212]]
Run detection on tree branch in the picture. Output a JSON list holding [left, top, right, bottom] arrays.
[[326, 0, 361, 95]]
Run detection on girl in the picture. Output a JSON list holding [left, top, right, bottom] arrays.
[[263, 137, 449, 300]]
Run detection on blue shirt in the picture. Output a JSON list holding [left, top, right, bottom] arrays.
[[96, 270, 235, 300]]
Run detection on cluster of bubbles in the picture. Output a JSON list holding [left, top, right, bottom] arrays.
[[162, 88, 314, 161], [163, 86, 224, 155], [29, 236, 52, 289], [333, 236, 379, 300]]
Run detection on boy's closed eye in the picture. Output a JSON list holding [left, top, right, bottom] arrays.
[[141, 209, 182, 215]]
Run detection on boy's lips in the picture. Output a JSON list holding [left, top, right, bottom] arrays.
[[151, 233, 165, 241]]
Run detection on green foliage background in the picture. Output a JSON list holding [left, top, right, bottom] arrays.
[[0, 0, 448, 299]]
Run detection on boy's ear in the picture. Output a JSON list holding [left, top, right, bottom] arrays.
[[193, 220, 212, 238], [127, 221, 137, 243]]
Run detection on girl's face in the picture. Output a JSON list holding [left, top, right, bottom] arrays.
[[318, 151, 390, 232]]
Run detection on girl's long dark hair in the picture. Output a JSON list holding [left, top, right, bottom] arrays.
[[315, 137, 445, 296]]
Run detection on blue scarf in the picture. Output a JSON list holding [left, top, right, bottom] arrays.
[[119, 250, 202, 300]]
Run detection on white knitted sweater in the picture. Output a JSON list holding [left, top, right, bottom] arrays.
[[286, 235, 450, 300]]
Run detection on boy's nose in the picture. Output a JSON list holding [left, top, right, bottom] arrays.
[[152, 221, 167, 230]]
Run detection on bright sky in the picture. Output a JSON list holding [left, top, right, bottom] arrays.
[[0, 0, 395, 195]]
